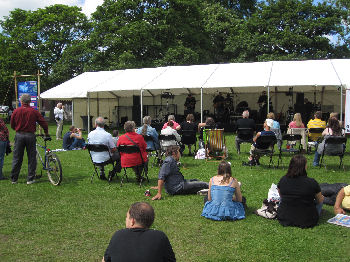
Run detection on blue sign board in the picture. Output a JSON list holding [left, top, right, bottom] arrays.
[[18, 81, 38, 110]]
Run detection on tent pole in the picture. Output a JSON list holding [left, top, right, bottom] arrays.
[[141, 89, 143, 125], [201, 87, 203, 123], [267, 86, 270, 113], [87, 94, 90, 133], [72, 99, 74, 126], [340, 85, 343, 122]]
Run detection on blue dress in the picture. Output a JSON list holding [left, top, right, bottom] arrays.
[[201, 179, 245, 221]]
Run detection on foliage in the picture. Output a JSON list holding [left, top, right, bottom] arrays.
[[225, 0, 349, 62], [0, 123, 349, 261]]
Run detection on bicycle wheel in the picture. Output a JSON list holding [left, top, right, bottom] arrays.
[[46, 152, 62, 186]]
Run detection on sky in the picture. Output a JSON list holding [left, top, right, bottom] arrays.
[[0, 0, 103, 20]]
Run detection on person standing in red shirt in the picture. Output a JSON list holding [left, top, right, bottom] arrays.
[[10, 94, 49, 184]]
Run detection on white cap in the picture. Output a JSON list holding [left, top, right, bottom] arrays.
[[265, 119, 274, 128]]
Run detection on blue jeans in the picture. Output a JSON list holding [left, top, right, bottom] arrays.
[[313, 150, 321, 166], [0, 140, 7, 179], [68, 138, 86, 150]]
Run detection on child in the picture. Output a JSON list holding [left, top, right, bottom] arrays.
[[112, 130, 119, 146], [201, 161, 245, 221]]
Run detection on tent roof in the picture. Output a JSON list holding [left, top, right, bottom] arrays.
[[40, 59, 350, 100]]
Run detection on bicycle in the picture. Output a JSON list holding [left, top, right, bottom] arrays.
[[36, 135, 62, 186]]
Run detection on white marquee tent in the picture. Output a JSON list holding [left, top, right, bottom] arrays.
[[41, 59, 350, 130]]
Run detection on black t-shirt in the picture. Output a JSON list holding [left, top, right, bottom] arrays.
[[180, 121, 197, 132], [277, 175, 321, 228], [235, 118, 256, 131], [104, 228, 176, 262]]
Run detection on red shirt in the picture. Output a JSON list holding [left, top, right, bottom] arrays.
[[0, 118, 9, 141], [117, 132, 147, 167], [11, 104, 48, 134]]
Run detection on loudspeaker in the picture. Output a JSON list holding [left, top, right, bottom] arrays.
[[296, 93, 304, 105]]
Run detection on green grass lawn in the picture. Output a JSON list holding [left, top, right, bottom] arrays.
[[0, 123, 349, 262]]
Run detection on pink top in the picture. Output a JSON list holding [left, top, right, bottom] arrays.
[[288, 121, 305, 128], [162, 121, 180, 130]]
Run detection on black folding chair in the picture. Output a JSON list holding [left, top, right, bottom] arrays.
[[277, 134, 302, 168], [252, 135, 277, 168], [143, 135, 161, 167], [179, 130, 197, 155], [307, 128, 325, 153], [86, 144, 116, 183], [236, 128, 254, 154], [319, 136, 347, 170], [118, 144, 149, 187], [159, 134, 179, 161]]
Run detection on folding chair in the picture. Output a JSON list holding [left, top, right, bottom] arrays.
[[270, 128, 282, 150], [277, 134, 302, 168], [252, 135, 277, 168], [307, 128, 324, 153], [319, 136, 347, 170], [143, 135, 161, 167], [180, 130, 197, 155], [159, 134, 179, 161], [204, 129, 227, 160], [118, 144, 149, 187], [236, 128, 254, 154], [86, 144, 117, 183], [288, 128, 307, 150]]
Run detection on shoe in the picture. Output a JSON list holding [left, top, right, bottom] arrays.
[[11, 181, 18, 184], [238, 181, 242, 188], [99, 174, 107, 180], [197, 189, 209, 196], [27, 180, 36, 185], [242, 160, 256, 166]]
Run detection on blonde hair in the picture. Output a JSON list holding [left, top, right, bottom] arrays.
[[267, 112, 275, 120], [293, 113, 303, 127]]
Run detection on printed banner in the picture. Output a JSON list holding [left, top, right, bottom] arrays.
[[18, 81, 38, 110]]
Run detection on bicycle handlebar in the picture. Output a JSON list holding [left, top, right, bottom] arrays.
[[36, 134, 52, 141]]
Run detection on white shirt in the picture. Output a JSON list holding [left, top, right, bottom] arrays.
[[88, 127, 115, 163], [54, 107, 64, 121]]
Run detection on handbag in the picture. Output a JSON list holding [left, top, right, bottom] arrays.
[[254, 199, 279, 219]]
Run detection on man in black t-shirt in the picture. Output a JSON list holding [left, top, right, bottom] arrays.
[[235, 110, 256, 154], [103, 202, 176, 262]]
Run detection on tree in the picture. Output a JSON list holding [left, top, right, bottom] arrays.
[[0, 5, 91, 91], [225, 0, 347, 61]]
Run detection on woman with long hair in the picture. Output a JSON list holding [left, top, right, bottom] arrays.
[[313, 117, 344, 166], [277, 155, 324, 228], [201, 161, 245, 221], [288, 113, 304, 128]]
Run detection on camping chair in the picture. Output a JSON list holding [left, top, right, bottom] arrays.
[[118, 144, 149, 187], [288, 128, 307, 150], [143, 135, 161, 167], [277, 134, 302, 168], [180, 130, 197, 155], [236, 128, 254, 154], [158, 134, 180, 161], [307, 128, 324, 153], [270, 128, 282, 150], [252, 135, 277, 168], [86, 144, 117, 183], [319, 136, 347, 170], [204, 129, 227, 160]]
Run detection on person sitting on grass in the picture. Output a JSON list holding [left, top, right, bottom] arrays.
[[334, 185, 350, 215], [243, 119, 275, 166], [277, 155, 324, 228], [152, 145, 208, 200], [201, 161, 245, 221], [62, 126, 86, 150], [102, 202, 176, 262]]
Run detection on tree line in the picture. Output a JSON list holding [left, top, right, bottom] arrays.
[[0, 0, 349, 105]]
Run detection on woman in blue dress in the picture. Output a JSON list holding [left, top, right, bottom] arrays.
[[202, 161, 245, 221]]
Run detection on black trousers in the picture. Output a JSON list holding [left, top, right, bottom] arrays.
[[11, 132, 37, 182]]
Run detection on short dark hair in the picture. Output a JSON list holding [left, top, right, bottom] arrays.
[[69, 126, 75, 131], [314, 111, 322, 119], [128, 202, 155, 228], [286, 155, 307, 178], [166, 145, 180, 157], [186, 114, 194, 122], [112, 130, 119, 137]]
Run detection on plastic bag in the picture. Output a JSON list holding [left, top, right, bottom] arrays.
[[267, 183, 280, 202]]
